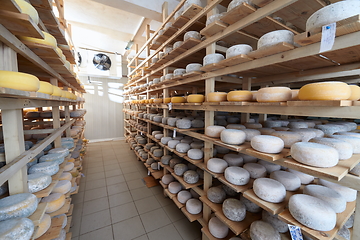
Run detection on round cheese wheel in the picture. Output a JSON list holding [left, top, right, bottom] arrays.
[[238, 153, 257, 164], [174, 164, 188, 176], [0, 193, 38, 221], [240, 195, 261, 213], [59, 172, 72, 181], [167, 118, 178, 126], [259, 128, 276, 135], [41, 193, 66, 213], [161, 137, 172, 145], [183, 170, 199, 184], [52, 180, 71, 194], [309, 137, 353, 160], [184, 31, 201, 41], [187, 94, 205, 103], [39, 153, 64, 165], [37, 81, 54, 95], [298, 81, 351, 101], [256, 87, 292, 102], [171, 97, 186, 103], [191, 119, 204, 128], [52, 86, 63, 96], [253, 178, 286, 203], [0, 70, 40, 92], [262, 210, 288, 233], [177, 190, 192, 204], [14, 0, 39, 24], [330, 135, 360, 153], [348, 85, 360, 100], [270, 170, 301, 191], [220, 129, 246, 145], [226, 44, 253, 58], [19, 31, 57, 48], [207, 187, 226, 204], [28, 173, 52, 193], [242, 129, 261, 141], [186, 63, 202, 72], [271, 131, 302, 148], [288, 168, 314, 184], [215, 145, 230, 154], [258, 160, 281, 174], [291, 89, 299, 100], [209, 216, 229, 238], [49, 148, 69, 157], [224, 166, 250, 185], [186, 198, 202, 214], [29, 162, 59, 176], [190, 141, 204, 149], [161, 174, 174, 185], [227, 90, 252, 101], [64, 162, 74, 172], [251, 135, 284, 154], [0, 218, 34, 240], [33, 214, 51, 238], [226, 124, 246, 130], [289, 194, 336, 231], [207, 158, 228, 173], [243, 163, 266, 179], [319, 179, 357, 202], [203, 53, 224, 66], [187, 149, 203, 160], [289, 122, 308, 129], [250, 220, 281, 240], [304, 184, 346, 213], [168, 182, 182, 194], [291, 142, 339, 167], [163, 97, 171, 103], [205, 125, 225, 138], [291, 128, 318, 142], [176, 119, 191, 129], [258, 29, 294, 49], [222, 198, 246, 222], [244, 122, 262, 129], [206, 92, 227, 102], [223, 154, 243, 166], [169, 158, 182, 168]]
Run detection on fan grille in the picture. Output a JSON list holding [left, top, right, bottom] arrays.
[[93, 53, 111, 71]]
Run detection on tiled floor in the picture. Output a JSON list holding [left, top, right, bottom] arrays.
[[70, 140, 202, 240]]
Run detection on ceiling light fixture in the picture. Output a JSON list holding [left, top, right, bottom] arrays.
[[125, 40, 134, 50]]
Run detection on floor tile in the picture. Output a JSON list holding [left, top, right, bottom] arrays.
[[71, 237, 79, 240], [86, 172, 106, 181], [173, 218, 202, 240], [108, 191, 133, 208], [120, 161, 137, 169], [107, 182, 129, 195], [106, 175, 126, 185], [85, 178, 107, 190], [112, 216, 146, 240], [127, 178, 145, 190], [147, 224, 183, 240], [84, 187, 108, 202], [139, 208, 171, 233], [135, 195, 161, 215], [163, 204, 185, 222], [79, 225, 113, 240], [154, 194, 173, 207], [132, 234, 149, 240], [80, 209, 112, 235], [121, 166, 139, 174], [103, 159, 118, 165], [71, 191, 85, 204], [124, 171, 142, 181], [82, 197, 110, 216], [110, 202, 138, 223], [86, 166, 105, 174], [130, 186, 153, 201], [105, 169, 123, 178], [104, 164, 120, 171], [150, 185, 163, 195]]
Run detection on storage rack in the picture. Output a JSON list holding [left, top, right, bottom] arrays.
[[124, 0, 360, 239], [0, 0, 86, 239]]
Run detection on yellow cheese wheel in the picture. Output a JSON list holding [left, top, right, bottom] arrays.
[[33, 214, 51, 239], [227, 91, 252, 101], [37, 81, 54, 95], [187, 94, 205, 103], [64, 61, 71, 70], [298, 81, 351, 101], [149, 99, 154, 103], [206, 92, 227, 102], [163, 97, 171, 103], [0, 70, 40, 91], [256, 87, 292, 102], [19, 32, 57, 49], [251, 91, 257, 101], [52, 86, 62, 96], [291, 89, 299, 100], [61, 91, 67, 98], [14, 0, 39, 25], [55, 47, 63, 57], [171, 96, 186, 103], [41, 193, 65, 213], [348, 85, 360, 100], [154, 98, 163, 103], [65, 91, 72, 99]]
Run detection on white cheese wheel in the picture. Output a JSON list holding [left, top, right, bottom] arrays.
[[64, 162, 74, 172], [226, 44, 253, 58], [34, 214, 51, 239], [223, 154, 243, 166], [186, 198, 202, 214], [0, 70, 40, 92], [264, 120, 283, 128], [209, 216, 229, 238], [287, 168, 314, 184], [52, 180, 71, 194], [207, 187, 226, 204], [349, 85, 360, 100], [48, 148, 69, 157], [250, 220, 281, 240], [290, 128, 317, 142], [207, 158, 228, 173], [304, 184, 346, 213], [224, 166, 250, 185], [183, 170, 199, 184], [289, 194, 336, 231], [154, 134, 163, 140], [240, 195, 261, 213], [168, 182, 182, 194], [187, 149, 203, 160], [28, 173, 52, 193], [291, 142, 339, 167], [205, 126, 225, 138], [226, 124, 246, 130], [167, 140, 180, 149], [238, 153, 257, 163], [309, 137, 353, 160], [227, 0, 252, 11], [270, 170, 301, 191], [161, 137, 172, 145], [319, 179, 357, 202], [222, 198, 246, 222], [227, 90, 252, 101], [39, 153, 64, 165], [256, 87, 292, 102], [243, 163, 266, 179], [161, 174, 174, 185], [174, 164, 188, 176], [258, 29, 294, 49], [206, 92, 227, 102], [251, 135, 284, 154], [176, 143, 191, 153], [271, 131, 302, 148], [0, 218, 34, 240], [153, 149, 164, 157], [258, 160, 281, 174], [330, 135, 360, 153], [0, 193, 38, 221], [289, 122, 308, 129], [262, 210, 288, 233], [299, 81, 351, 101], [258, 128, 276, 135], [170, 158, 182, 168], [253, 178, 286, 203], [187, 94, 205, 103], [161, 155, 172, 165], [242, 129, 261, 141], [41, 193, 66, 213], [176, 119, 192, 129], [203, 53, 224, 66], [220, 129, 246, 145], [184, 31, 201, 41], [186, 63, 202, 72], [244, 122, 262, 129], [177, 190, 192, 204]]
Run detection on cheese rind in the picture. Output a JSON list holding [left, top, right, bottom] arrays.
[[209, 216, 229, 239], [298, 81, 351, 101], [0, 218, 34, 240], [309, 137, 353, 160], [224, 166, 250, 185], [227, 90, 253, 101], [251, 135, 284, 154], [41, 193, 66, 213], [220, 129, 246, 145], [271, 131, 302, 148], [37, 81, 54, 95], [222, 198, 246, 222], [33, 213, 51, 239], [29, 162, 59, 176], [270, 170, 301, 191], [205, 126, 225, 138], [253, 178, 286, 203], [14, 0, 39, 24], [0, 193, 38, 221], [28, 173, 52, 193], [51, 180, 71, 194], [206, 92, 227, 102], [0, 70, 40, 92], [256, 87, 292, 102], [250, 220, 281, 240]]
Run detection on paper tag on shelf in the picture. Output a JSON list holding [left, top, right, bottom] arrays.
[[140, 132, 143, 135], [168, 103, 172, 110], [173, 129, 177, 138], [320, 22, 336, 53], [288, 224, 303, 240], [148, 170, 151, 176]]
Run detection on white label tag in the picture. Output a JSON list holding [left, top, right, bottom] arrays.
[[320, 22, 336, 53], [140, 132, 143, 135], [173, 129, 177, 138], [148, 170, 151, 175], [168, 103, 172, 110], [288, 224, 303, 240]]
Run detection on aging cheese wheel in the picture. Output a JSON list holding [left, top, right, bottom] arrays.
[[177, 190, 192, 204], [59, 172, 72, 181], [207, 158, 228, 173], [19, 31, 57, 48], [289, 194, 336, 231], [48, 148, 69, 157], [298, 81, 351, 100], [253, 178, 286, 203], [262, 210, 288, 233], [163, 97, 171, 103], [187, 94, 205, 103], [257, 29, 294, 49], [250, 220, 281, 240], [256, 87, 292, 102], [0, 193, 38, 221], [186, 198, 202, 214], [348, 85, 360, 100], [258, 128, 276, 135], [270, 170, 301, 191], [171, 97, 186, 103], [52, 86, 63, 96], [223, 154, 243, 166], [330, 135, 360, 153], [167, 140, 180, 149], [251, 135, 284, 153], [206, 92, 227, 102], [288, 168, 314, 184], [203, 53, 224, 66], [258, 160, 281, 174], [14, 0, 39, 24], [174, 164, 188, 176], [207, 187, 226, 204], [240, 195, 261, 213], [41, 193, 66, 213], [290, 128, 317, 142], [0, 70, 40, 92], [161, 174, 174, 185], [168, 182, 182, 194], [28, 162, 59, 176], [52, 180, 71, 194], [238, 153, 257, 163], [183, 170, 199, 184], [176, 119, 191, 129], [0, 218, 34, 240], [187, 149, 203, 160], [39, 153, 64, 165], [222, 198, 246, 222], [226, 44, 253, 58], [271, 131, 302, 148], [220, 129, 246, 145], [243, 163, 266, 179], [242, 129, 261, 141], [28, 173, 52, 193], [224, 166, 250, 185], [63, 162, 74, 172], [37, 81, 54, 95], [205, 125, 225, 138], [309, 137, 353, 160], [209, 216, 229, 239], [33, 214, 51, 239], [319, 179, 357, 202], [227, 90, 253, 101], [226, 124, 246, 130]]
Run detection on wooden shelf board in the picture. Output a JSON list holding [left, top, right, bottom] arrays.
[[159, 180, 168, 189], [278, 200, 356, 240], [66, 204, 74, 216], [172, 195, 185, 209], [171, 172, 203, 189], [201, 226, 236, 240], [34, 180, 59, 198], [164, 188, 176, 199], [243, 188, 301, 215], [181, 208, 202, 222], [216, 54, 253, 68], [150, 169, 164, 179], [248, 42, 295, 59], [287, 100, 353, 107], [246, 148, 291, 161], [180, 37, 202, 50], [182, 155, 204, 167], [29, 202, 48, 226], [200, 196, 222, 213], [49, 197, 71, 217], [220, 2, 256, 25], [36, 215, 65, 240], [21, 40, 59, 58], [182, 71, 203, 78], [65, 216, 72, 233], [200, 62, 225, 72], [66, 232, 72, 240], [200, 20, 227, 37], [182, 4, 203, 19]]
